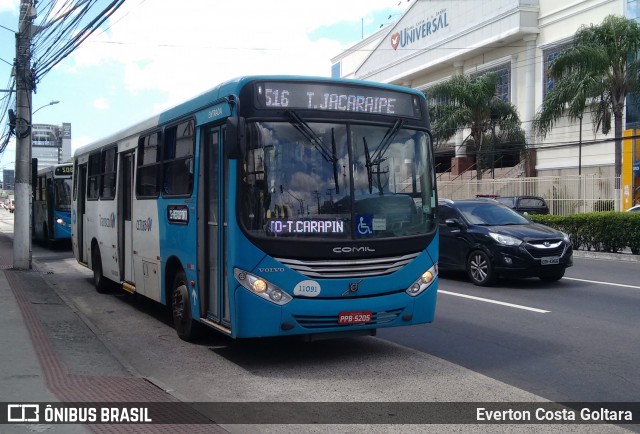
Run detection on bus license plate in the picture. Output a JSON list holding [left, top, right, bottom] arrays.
[[338, 311, 372, 325], [541, 257, 560, 265]]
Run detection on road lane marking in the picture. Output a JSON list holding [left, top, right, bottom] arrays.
[[438, 290, 550, 313], [563, 277, 640, 289]]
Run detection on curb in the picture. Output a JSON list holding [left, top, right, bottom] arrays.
[[572, 250, 640, 262]]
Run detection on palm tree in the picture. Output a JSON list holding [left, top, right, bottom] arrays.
[[427, 73, 524, 179], [533, 15, 640, 211]]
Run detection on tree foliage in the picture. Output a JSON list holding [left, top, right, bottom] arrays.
[[426, 73, 524, 177], [533, 15, 640, 194]]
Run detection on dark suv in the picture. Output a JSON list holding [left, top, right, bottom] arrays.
[[438, 199, 572, 286], [494, 195, 549, 215]]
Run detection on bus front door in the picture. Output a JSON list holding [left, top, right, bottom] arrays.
[[200, 125, 231, 329]]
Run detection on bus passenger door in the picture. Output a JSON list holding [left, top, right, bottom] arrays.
[[76, 163, 88, 263], [119, 151, 134, 282], [199, 125, 230, 326]]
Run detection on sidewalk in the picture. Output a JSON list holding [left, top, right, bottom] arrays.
[[0, 232, 90, 433], [0, 230, 224, 433]]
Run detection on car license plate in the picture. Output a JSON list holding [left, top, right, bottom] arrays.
[[338, 311, 372, 325], [541, 257, 560, 265]]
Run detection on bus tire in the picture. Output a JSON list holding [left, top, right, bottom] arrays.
[[92, 247, 109, 293], [42, 224, 50, 248], [172, 271, 199, 341]]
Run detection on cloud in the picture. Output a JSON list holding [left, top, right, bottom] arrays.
[[0, 0, 17, 13], [72, 135, 93, 153], [65, 0, 401, 104], [93, 97, 109, 110]]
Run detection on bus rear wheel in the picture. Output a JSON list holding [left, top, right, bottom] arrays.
[[172, 271, 199, 341], [92, 247, 109, 293]]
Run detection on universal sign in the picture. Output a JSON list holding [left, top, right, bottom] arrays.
[[390, 9, 449, 50]]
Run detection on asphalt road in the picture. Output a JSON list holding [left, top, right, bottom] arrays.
[[1, 210, 637, 432], [378, 259, 640, 403]]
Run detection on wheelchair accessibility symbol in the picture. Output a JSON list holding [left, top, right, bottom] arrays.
[[356, 214, 373, 237]]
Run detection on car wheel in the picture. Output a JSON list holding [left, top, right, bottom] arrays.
[[466, 250, 496, 286], [539, 268, 565, 282]]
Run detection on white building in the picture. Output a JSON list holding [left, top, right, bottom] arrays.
[[31, 123, 72, 171], [332, 0, 634, 180]]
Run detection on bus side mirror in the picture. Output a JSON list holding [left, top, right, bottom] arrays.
[[225, 117, 245, 159]]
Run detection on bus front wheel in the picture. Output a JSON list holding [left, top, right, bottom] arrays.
[[172, 271, 199, 341]]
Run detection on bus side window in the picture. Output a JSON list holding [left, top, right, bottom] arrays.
[[100, 146, 117, 200], [87, 153, 101, 200], [136, 132, 161, 198], [163, 119, 194, 196]]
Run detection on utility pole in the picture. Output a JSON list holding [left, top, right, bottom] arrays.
[[14, 0, 34, 269]]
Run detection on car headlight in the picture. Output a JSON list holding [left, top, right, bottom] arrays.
[[489, 232, 522, 246], [561, 231, 571, 243], [234, 268, 292, 305], [405, 263, 438, 297]]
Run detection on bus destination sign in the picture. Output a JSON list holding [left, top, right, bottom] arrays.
[[258, 82, 420, 117], [54, 165, 73, 176]]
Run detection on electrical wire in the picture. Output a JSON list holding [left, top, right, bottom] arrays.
[[31, 0, 127, 84]]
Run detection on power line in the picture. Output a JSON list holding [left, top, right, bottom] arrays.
[[31, 0, 127, 84]]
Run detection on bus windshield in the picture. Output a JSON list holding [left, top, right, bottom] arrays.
[[54, 178, 72, 211], [239, 119, 436, 240]]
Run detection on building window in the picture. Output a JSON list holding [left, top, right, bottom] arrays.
[[542, 42, 572, 99], [628, 0, 638, 20], [627, 0, 640, 127], [470, 63, 511, 102]]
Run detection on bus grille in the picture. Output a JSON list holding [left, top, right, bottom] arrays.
[[275, 252, 421, 279], [293, 308, 404, 329]]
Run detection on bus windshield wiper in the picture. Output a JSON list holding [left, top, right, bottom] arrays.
[[363, 136, 373, 194], [286, 110, 335, 163], [370, 118, 404, 166], [286, 110, 339, 193], [362, 119, 404, 194]]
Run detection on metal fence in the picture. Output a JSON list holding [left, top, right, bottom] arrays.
[[437, 175, 617, 215]]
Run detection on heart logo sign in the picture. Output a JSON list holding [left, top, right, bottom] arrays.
[[391, 33, 400, 50]]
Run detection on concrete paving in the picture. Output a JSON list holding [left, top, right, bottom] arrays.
[[0, 218, 223, 433]]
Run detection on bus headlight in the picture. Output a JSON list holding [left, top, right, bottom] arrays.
[[56, 218, 66, 226], [234, 268, 292, 306], [405, 263, 438, 297]]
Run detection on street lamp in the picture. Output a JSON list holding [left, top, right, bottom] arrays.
[[33, 100, 60, 116]]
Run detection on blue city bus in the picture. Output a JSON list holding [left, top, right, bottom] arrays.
[[33, 163, 73, 244], [71, 76, 439, 341]]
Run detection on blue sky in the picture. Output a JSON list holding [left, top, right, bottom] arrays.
[[0, 0, 407, 170]]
